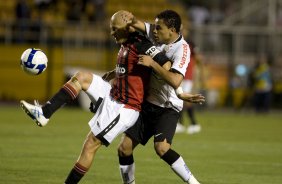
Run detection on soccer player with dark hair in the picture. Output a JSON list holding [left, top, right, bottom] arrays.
[[117, 10, 202, 184]]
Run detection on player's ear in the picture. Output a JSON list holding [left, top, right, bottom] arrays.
[[170, 27, 176, 33]]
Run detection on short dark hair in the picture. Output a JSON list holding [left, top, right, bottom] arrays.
[[156, 10, 182, 33]]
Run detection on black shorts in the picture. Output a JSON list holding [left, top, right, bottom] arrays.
[[125, 101, 180, 145]]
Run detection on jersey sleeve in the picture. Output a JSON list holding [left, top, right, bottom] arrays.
[[171, 43, 191, 76], [144, 22, 155, 42], [135, 36, 170, 66]]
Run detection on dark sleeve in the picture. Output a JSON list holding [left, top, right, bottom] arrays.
[[170, 68, 184, 77], [145, 23, 156, 43], [135, 37, 171, 66]]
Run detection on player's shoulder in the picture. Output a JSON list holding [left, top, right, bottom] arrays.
[[128, 31, 155, 54], [170, 35, 186, 45], [170, 36, 189, 52], [130, 31, 148, 41], [176, 36, 189, 46]]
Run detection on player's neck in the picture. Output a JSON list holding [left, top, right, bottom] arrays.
[[167, 34, 181, 45]]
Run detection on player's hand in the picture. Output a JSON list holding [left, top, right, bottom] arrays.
[[138, 55, 154, 67], [120, 11, 135, 32], [122, 11, 136, 26], [177, 93, 205, 104], [125, 12, 135, 24]]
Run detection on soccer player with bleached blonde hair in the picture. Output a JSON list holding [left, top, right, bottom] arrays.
[[20, 10, 172, 183]]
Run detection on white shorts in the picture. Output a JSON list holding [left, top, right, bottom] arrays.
[[85, 74, 139, 146], [181, 79, 193, 93]]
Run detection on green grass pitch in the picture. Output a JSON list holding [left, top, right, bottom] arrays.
[[0, 105, 282, 184]]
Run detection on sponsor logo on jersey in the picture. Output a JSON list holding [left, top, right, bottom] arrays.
[[179, 44, 188, 68], [145, 46, 160, 58], [115, 64, 127, 76]]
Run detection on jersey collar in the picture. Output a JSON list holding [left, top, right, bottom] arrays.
[[171, 34, 182, 44]]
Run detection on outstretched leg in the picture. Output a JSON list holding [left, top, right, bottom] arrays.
[[42, 71, 92, 118], [20, 71, 93, 126]]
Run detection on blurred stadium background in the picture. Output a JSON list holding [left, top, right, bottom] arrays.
[[1, 0, 282, 110]]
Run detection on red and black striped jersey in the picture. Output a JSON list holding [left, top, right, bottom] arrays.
[[110, 32, 169, 111]]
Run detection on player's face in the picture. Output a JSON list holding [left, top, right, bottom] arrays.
[[110, 24, 129, 44], [110, 13, 130, 44], [153, 18, 173, 44]]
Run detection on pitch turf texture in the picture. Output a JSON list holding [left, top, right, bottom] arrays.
[[0, 106, 282, 184]]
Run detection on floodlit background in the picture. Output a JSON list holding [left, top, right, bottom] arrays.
[[0, 0, 282, 183]]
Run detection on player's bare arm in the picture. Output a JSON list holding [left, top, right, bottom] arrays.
[[125, 12, 146, 32], [129, 18, 145, 32], [138, 54, 205, 104], [138, 54, 182, 89]]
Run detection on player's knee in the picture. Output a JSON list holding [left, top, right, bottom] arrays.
[[73, 71, 93, 90], [154, 141, 170, 157], [155, 146, 169, 157], [84, 134, 102, 153], [117, 142, 133, 157], [118, 135, 134, 156]]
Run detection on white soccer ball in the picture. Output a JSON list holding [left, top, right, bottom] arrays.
[[20, 48, 48, 75]]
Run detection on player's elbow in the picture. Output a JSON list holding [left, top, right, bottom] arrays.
[[170, 82, 180, 89], [172, 74, 183, 89], [170, 78, 182, 89], [176, 80, 182, 89]]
